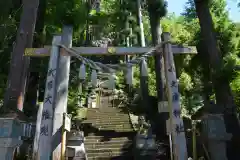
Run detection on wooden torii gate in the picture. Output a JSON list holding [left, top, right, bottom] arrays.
[[25, 26, 197, 160]]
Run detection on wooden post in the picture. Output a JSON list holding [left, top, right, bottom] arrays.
[[32, 102, 43, 159], [192, 121, 197, 160], [78, 63, 85, 107], [140, 59, 149, 115], [61, 115, 66, 160], [162, 32, 188, 160], [52, 26, 72, 160], [38, 36, 61, 160]]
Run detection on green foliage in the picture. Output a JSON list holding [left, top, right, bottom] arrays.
[[181, 0, 240, 113]]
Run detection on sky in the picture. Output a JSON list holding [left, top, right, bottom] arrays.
[[167, 0, 240, 22]]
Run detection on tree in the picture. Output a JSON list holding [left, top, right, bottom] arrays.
[[147, 0, 167, 102], [194, 0, 240, 159], [3, 0, 39, 112]]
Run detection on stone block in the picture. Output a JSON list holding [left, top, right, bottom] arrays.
[[0, 118, 22, 138], [201, 114, 232, 141]]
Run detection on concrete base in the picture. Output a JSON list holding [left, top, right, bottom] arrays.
[[208, 140, 228, 160], [0, 138, 22, 160]]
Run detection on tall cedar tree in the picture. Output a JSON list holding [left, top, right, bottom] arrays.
[[194, 0, 240, 159], [147, 0, 167, 102]]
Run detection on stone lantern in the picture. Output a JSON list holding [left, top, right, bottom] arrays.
[[191, 102, 232, 160], [66, 130, 86, 160], [0, 112, 26, 160]]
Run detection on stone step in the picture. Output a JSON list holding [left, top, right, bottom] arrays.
[[87, 147, 130, 154], [85, 118, 130, 123], [83, 120, 131, 125], [96, 128, 133, 132], [85, 136, 132, 141], [87, 107, 124, 111], [85, 141, 132, 150], [85, 132, 135, 139], [83, 121, 131, 125], [83, 120, 130, 125], [85, 116, 130, 121], [86, 150, 130, 158], [85, 139, 132, 146], [83, 121, 131, 126], [87, 112, 127, 116], [87, 155, 133, 160], [87, 109, 125, 114], [93, 124, 132, 130], [87, 114, 129, 118]]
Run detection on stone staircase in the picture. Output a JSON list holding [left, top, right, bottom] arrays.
[[82, 97, 136, 160]]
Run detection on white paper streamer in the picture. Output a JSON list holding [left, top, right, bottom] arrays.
[[91, 70, 97, 87], [140, 59, 148, 77], [126, 66, 133, 85], [108, 73, 115, 90], [79, 63, 86, 80]]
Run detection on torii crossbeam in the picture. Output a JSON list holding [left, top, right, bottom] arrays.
[[24, 45, 197, 56]]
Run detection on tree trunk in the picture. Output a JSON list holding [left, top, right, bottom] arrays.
[[3, 0, 39, 111], [85, 1, 91, 46], [24, 0, 46, 116], [197, 40, 213, 103], [148, 11, 164, 102], [136, 0, 146, 47], [194, 0, 240, 159]]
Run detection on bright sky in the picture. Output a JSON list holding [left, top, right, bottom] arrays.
[[167, 0, 240, 22]]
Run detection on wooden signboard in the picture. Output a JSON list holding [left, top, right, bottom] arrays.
[[63, 113, 71, 132]]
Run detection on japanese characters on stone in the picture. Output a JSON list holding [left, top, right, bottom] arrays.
[[168, 65, 175, 72], [175, 122, 184, 135], [173, 109, 181, 118], [44, 94, 52, 104], [42, 110, 51, 120], [40, 67, 56, 136], [172, 92, 179, 102], [167, 63, 185, 137], [44, 68, 56, 105], [40, 125, 49, 136], [171, 80, 177, 88]]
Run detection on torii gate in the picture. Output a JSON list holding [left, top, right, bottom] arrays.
[[25, 26, 197, 160]]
